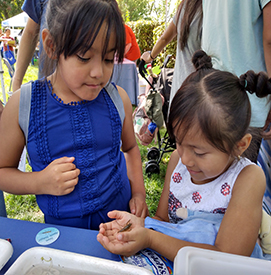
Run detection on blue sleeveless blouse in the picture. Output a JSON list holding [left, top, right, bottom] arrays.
[[27, 79, 130, 219]]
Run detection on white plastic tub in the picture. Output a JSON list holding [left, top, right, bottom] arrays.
[[0, 238, 13, 271], [174, 246, 271, 275], [6, 246, 153, 275]]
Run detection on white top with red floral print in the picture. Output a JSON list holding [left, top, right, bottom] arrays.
[[168, 157, 254, 223]]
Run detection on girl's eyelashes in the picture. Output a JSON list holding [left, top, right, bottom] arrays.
[[76, 54, 90, 63], [76, 54, 114, 64], [105, 58, 114, 63], [194, 151, 206, 157]]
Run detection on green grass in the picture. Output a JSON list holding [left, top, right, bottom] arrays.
[[140, 128, 171, 216], [2, 63, 171, 222], [4, 193, 44, 223], [0, 60, 39, 103]]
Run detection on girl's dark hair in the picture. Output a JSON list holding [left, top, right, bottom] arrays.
[[176, 0, 202, 51], [168, 50, 271, 156], [42, 0, 125, 76]]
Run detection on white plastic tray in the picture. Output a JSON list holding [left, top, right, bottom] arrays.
[[174, 246, 271, 275], [6, 246, 153, 275], [0, 238, 13, 271]]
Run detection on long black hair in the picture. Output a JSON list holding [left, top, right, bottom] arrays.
[[42, 0, 125, 76], [176, 0, 202, 50]]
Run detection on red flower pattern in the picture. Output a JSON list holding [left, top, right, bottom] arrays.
[[221, 183, 231, 196], [172, 172, 182, 183], [192, 192, 202, 203]]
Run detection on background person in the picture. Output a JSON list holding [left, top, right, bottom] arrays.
[[12, 0, 48, 92], [124, 24, 141, 62], [1, 28, 16, 76], [201, 0, 271, 162], [0, 29, 4, 58], [141, 0, 202, 109]]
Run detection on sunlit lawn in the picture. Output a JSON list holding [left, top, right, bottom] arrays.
[[0, 59, 39, 103]]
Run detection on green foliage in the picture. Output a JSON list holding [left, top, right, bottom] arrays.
[[0, 0, 24, 22], [149, 0, 179, 23], [127, 20, 177, 69], [117, 0, 150, 22], [4, 193, 44, 222], [116, 0, 179, 23], [127, 20, 160, 55], [152, 24, 177, 68]]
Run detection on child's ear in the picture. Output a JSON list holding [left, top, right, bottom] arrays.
[[42, 29, 56, 59], [236, 133, 252, 156]]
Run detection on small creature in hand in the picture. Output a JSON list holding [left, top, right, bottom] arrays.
[[118, 220, 132, 233]]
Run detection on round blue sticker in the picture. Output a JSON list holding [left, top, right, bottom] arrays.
[[35, 227, 60, 245]]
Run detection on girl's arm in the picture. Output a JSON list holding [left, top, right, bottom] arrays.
[[153, 150, 179, 221], [98, 164, 266, 261], [0, 91, 80, 196], [148, 163, 265, 260], [141, 20, 177, 63], [117, 86, 148, 218], [213, 164, 265, 255]]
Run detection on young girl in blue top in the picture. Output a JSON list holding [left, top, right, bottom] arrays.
[[0, 0, 148, 229], [97, 50, 271, 261]]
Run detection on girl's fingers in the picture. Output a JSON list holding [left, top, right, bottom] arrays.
[[53, 156, 75, 164], [116, 231, 134, 242], [62, 169, 80, 182], [107, 210, 126, 220]]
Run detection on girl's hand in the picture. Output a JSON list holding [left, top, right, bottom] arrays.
[[39, 156, 80, 196], [129, 193, 149, 218], [97, 210, 149, 256]]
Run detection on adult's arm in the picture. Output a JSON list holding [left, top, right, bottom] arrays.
[[12, 18, 40, 92], [141, 20, 177, 63]]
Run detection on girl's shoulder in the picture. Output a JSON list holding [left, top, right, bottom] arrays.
[[233, 159, 266, 196], [115, 84, 130, 106], [114, 83, 132, 117], [167, 150, 180, 174], [0, 88, 20, 127], [226, 157, 255, 178], [104, 83, 126, 126]]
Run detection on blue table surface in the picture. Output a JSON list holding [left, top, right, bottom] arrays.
[[0, 217, 120, 274]]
